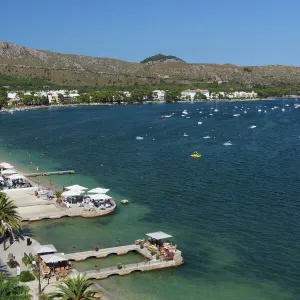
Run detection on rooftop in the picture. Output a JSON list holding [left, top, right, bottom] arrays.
[[146, 231, 173, 240]]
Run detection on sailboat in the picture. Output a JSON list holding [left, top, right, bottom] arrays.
[[244, 103, 247, 114], [214, 99, 219, 112], [281, 100, 285, 112]]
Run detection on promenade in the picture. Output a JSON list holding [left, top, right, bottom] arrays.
[[4, 188, 117, 222]]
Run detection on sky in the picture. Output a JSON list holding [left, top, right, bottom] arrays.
[[1, 0, 300, 66]]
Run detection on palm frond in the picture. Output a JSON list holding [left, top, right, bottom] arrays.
[[0, 192, 22, 235], [47, 274, 100, 299]]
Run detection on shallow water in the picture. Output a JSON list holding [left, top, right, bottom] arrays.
[[0, 100, 300, 299]]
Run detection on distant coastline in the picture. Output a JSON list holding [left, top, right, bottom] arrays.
[[1, 97, 299, 112]]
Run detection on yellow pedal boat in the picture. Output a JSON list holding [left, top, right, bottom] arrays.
[[191, 153, 201, 158]]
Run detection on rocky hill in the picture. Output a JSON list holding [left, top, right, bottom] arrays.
[[0, 41, 300, 87], [141, 54, 185, 65]]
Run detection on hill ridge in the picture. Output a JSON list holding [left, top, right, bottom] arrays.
[[0, 41, 300, 87]]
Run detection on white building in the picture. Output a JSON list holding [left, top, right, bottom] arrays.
[[7, 92, 21, 105], [233, 91, 258, 99], [181, 89, 210, 101], [152, 90, 166, 101]]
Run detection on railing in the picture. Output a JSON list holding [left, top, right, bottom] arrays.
[[81, 259, 175, 277], [65, 244, 139, 260]]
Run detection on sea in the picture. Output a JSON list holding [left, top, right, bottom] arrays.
[[0, 100, 300, 300]]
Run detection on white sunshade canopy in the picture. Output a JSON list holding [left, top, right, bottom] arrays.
[[0, 176, 4, 181], [65, 184, 88, 191], [1, 169, 17, 175], [0, 162, 14, 169], [89, 193, 112, 201], [146, 231, 173, 240], [88, 187, 110, 194], [40, 253, 67, 264], [7, 174, 25, 180], [32, 244, 57, 254], [62, 190, 83, 197]]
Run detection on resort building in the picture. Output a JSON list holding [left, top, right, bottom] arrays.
[[230, 91, 258, 99], [152, 90, 166, 101], [7, 92, 21, 105], [181, 89, 210, 100]]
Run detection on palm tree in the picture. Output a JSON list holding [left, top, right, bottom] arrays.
[[47, 274, 101, 299], [54, 190, 62, 202], [0, 192, 22, 249]]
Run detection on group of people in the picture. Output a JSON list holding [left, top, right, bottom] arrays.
[[0, 177, 32, 190], [64, 195, 114, 211]]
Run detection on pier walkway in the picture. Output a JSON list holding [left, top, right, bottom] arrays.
[[66, 244, 183, 279], [65, 244, 153, 261], [80, 259, 179, 280], [23, 170, 75, 177]]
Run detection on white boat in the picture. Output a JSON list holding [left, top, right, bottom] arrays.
[[223, 141, 233, 146], [183, 133, 189, 137], [258, 109, 262, 112], [203, 135, 211, 139], [209, 113, 213, 116], [182, 110, 188, 115], [197, 121, 202, 125], [249, 125, 257, 129], [135, 136, 144, 140], [233, 114, 240, 117], [214, 100, 219, 112]]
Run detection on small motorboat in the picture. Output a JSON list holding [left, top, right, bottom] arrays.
[[233, 114, 240, 117], [183, 133, 189, 137], [223, 141, 233, 146], [135, 136, 144, 140], [203, 135, 211, 139], [198, 121, 202, 125], [249, 125, 257, 129], [191, 152, 201, 158]]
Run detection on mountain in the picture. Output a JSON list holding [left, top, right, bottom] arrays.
[[141, 54, 185, 64], [0, 41, 300, 88]]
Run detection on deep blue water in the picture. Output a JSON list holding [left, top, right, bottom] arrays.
[[0, 100, 300, 300]]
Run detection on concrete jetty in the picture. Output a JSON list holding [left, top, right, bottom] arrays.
[[80, 259, 181, 280], [66, 244, 184, 280], [65, 244, 153, 261], [20, 204, 116, 222], [23, 170, 75, 177]]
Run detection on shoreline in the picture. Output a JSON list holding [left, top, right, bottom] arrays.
[[0, 158, 115, 299], [1, 96, 299, 112]]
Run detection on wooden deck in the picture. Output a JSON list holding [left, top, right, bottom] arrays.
[[23, 170, 75, 177]]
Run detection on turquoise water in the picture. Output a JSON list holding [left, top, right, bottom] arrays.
[[0, 101, 300, 299]]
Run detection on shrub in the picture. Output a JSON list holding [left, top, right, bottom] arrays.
[[19, 270, 35, 282]]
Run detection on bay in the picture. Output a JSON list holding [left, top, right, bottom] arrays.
[[0, 101, 299, 300]]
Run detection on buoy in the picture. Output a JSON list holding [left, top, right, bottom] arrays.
[[121, 199, 129, 204]]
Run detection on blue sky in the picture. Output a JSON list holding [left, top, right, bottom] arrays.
[[1, 0, 300, 66]]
